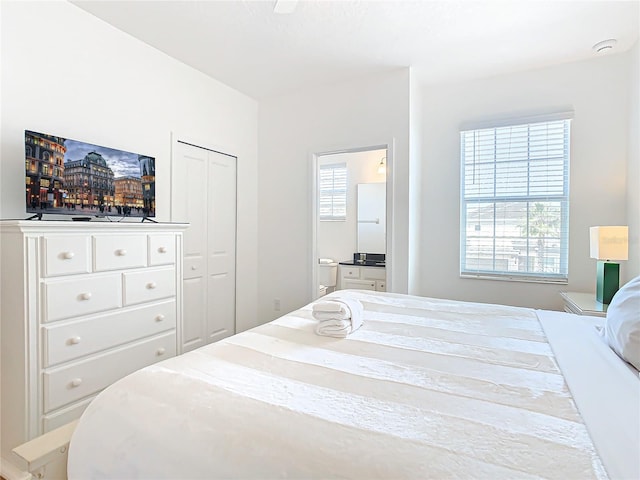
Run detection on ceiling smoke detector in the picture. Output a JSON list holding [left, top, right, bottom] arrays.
[[592, 39, 617, 54]]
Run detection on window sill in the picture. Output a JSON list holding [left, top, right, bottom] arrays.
[[460, 273, 568, 285]]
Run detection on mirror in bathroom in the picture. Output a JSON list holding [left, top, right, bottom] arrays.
[[357, 182, 385, 254]]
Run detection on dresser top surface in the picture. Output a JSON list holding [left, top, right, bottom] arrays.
[[0, 220, 189, 233]]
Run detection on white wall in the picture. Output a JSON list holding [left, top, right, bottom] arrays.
[[317, 149, 386, 265], [627, 42, 640, 280], [4, 2, 633, 326], [417, 53, 631, 310], [0, 1, 259, 332], [258, 69, 410, 321]]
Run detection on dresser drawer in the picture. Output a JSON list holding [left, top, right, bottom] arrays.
[[43, 235, 91, 277], [361, 267, 385, 280], [343, 279, 376, 290], [94, 234, 147, 271], [341, 267, 360, 278], [184, 255, 205, 280], [124, 267, 176, 306], [43, 299, 177, 367], [43, 397, 93, 433], [43, 274, 122, 322], [149, 234, 176, 266], [43, 331, 176, 413]]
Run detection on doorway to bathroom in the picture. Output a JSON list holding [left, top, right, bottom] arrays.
[[311, 145, 390, 300]]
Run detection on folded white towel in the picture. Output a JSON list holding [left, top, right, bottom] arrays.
[[315, 319, 353, 338], [312, 297, 364, 338], [312, 300, 345, 314]]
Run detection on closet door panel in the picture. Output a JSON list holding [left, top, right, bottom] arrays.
[[182, 276, 206, 352], [206, 152, 236, 342]]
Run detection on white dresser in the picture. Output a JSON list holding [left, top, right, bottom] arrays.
[[0, 220, 188, 467]]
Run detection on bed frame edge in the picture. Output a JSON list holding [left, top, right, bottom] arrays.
[[10, 420, 78, 480]]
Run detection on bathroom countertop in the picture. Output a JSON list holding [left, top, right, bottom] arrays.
[[338, 260, 386, 267]]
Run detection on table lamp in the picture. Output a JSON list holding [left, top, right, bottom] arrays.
[[589, 226, 628, 304]]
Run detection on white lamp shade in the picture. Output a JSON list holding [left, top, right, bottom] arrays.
[[590, 226, 629, 260]]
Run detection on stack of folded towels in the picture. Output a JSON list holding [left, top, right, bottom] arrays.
[[311, 297, 364, 338]]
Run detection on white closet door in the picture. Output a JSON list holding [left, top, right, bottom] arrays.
[[207, 151, 236, 343], [172, 141, 236, 352]]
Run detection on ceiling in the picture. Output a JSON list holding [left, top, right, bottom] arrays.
[[72, 0, 639, 100]]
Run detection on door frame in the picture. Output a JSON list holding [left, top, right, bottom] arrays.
[[310, 141, 394, 301]]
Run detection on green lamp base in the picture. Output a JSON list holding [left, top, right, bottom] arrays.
[[596, 261, 619, 305]]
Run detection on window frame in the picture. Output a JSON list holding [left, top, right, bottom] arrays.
[[318, 162, 347, 222], [459, 115, 571, 284]]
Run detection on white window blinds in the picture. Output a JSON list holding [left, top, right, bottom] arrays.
[[319, 163, 347, 221], [460, 117, 571, 282]]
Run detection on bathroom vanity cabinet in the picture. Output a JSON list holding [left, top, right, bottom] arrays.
[[337, 264, 386, 291]]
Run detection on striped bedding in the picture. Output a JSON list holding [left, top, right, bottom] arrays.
[[68, 290, 608, 479]]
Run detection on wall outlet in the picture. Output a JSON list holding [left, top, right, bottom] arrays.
[[274, 298, 281, 311]]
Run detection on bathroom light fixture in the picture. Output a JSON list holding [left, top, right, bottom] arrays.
[[377, 157, 386, 175], [592, 39, 617, 54], [590, 225, 628, 304]]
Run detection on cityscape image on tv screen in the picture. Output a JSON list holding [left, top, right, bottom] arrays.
[[25, 130, 155, 218]]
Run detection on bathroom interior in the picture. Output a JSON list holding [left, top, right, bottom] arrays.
[[316, 147, 387, 297]]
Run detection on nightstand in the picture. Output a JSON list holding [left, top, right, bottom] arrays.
[[559, 292, 608, 317]]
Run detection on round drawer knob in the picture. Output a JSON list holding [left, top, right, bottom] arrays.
[[69, 336, 81, 345], [155, 314, 165, 322], [156, 347, 166, 356], [70, 378, 82, 388], [158, 246, 167, 253], [191, 265, 197, 270], [79, 292, 92, 301], [62, 251, 75, 260], [146, 282, 157, 289], [115, 249, 127, 256]]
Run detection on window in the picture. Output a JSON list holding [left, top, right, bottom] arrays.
[[460, 116, 571, 282], [319, 163, 347, 221]]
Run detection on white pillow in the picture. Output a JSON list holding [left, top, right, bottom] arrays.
[[605, 275, 640, 371]]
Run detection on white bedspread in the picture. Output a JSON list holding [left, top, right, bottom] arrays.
[[537, 310, 639, 480], [68, 290, 628, 479]]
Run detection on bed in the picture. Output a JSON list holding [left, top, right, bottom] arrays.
[[67, 289, 639, 479]]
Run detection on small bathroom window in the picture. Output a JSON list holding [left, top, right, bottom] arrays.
[[319, 163, 347, 221]]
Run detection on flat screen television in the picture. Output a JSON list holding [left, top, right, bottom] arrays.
[[25, 130, 156, 220]]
